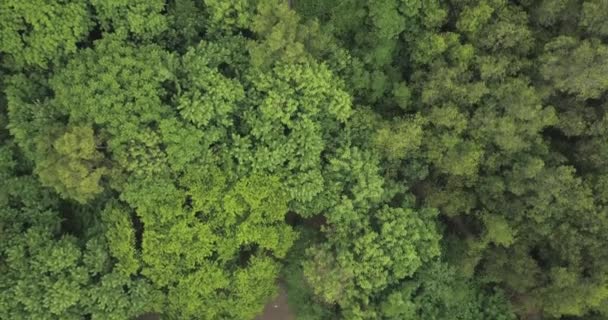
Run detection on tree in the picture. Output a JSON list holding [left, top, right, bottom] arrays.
[[541, 37, 608, 100], [4, 2, 354, 317], [0, 146, 161, 320], [0, 0, 91, 69], [89, 0, 168, 40], [296, 0, 608, 319], [302, 146, 441, 319], [2, 1, 608, 319]]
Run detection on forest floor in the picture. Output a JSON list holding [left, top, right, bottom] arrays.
[[256, 284, 295, 320]]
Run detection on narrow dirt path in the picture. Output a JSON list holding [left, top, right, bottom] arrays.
[[255, 284, 295, 320]]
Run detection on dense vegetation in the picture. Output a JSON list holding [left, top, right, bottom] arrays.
[[0, 0, 607, 319]]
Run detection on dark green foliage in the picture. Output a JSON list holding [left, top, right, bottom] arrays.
[[380, 262, 515, 320], [0, 146, 161, 320], [294, 0, 608, 319], [1, 0, 607, 319], [282, 227, 335, 320]]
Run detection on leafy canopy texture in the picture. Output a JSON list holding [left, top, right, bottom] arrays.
[[1, 0, 608, 319]]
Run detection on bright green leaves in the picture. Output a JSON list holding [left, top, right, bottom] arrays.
[[48, 38, 174, 181], [0, 0, 91, 69], [243, 62, 347, 196], [481, 215, 515, 247], [422, 105, 483, 177], [158, 118, 209, 172], [85, 273, 163, 320], [224, 175, 297, 257], [374, 206, 440, 280], [90, 0, 167, 40], [176, 34, 352, 210], [102, 203, 140, 276], [203, 0, 255, 34], [118, 171, 295, 319], [177, 65, 243, 127], [301, 145, 441, 319], [304, 205, 441, 319], [178, 168, 297, 259], [412, 36, 486, 109], [165, 264, 228, 319], [178, 39, 246, 128], [49, 38, 173, 128], [10, 35, 174, 199], [54, 126, 99, 161], [2, 20, 355, 317], [226, 256, 282, 317], [179, 166, 227, 215], [324, 147, 385, 211], [257, 61, 351, 123], [120, 176, 222, 315], [411, 33, 451, 65]]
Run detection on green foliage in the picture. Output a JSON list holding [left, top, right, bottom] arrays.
[[89, 0, 168, 40], [0, 0, 91, 69], [36, 125, 106, 203], [301, 146, 442, 319], [203, 0, 255, 34], [282, 227, 335, 320], [541, 37, 608, 99], [0, 147, 160, 320], [2, 1, 608, 319], [295, 0, 608, 319], [3, 2, 356, 316], [102, 202, 140, 276], [117, 170, 295, 319], [380, 262, 516, 320], [580, 0, 608, 36]]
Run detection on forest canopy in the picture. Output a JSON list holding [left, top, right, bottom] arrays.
[[0, 0, 607, 319]]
